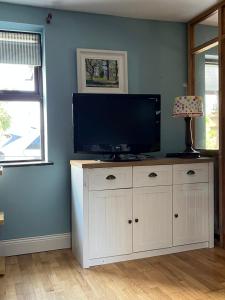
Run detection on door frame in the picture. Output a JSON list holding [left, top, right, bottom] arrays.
[[187, 0, 225, 247]]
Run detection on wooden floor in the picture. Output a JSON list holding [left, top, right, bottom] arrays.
[[2, 248, 225, 299]]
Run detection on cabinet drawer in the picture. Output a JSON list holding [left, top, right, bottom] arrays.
[[88, 167, 132, 190], [173, 163, 208, 184], [133, 165, 172, 187]]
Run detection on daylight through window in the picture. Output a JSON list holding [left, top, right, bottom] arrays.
[[0, 31, 44, 162], [204, 56, 219, 150]]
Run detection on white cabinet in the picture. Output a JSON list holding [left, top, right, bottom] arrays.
[[89, 189, 133, 259], [133, 186, 172, 252], [173, 183, 209, 246], [71, 159, 214, 268]]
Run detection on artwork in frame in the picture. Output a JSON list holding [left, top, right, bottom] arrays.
[[76, 48, 128, 93]]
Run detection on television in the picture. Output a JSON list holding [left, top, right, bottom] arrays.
[[73, 93, 160, 160]]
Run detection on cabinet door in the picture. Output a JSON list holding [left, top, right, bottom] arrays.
[[173, 183, 209, 246], [133, 186, 172, 252], [89, 189, 133, 259]]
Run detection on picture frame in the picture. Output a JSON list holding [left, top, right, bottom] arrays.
[[76, 48, 128, 93]]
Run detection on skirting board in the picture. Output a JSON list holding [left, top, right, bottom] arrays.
[[0, 233, 71, 257]]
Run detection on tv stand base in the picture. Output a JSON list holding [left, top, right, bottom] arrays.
[[101, 153, 152, 162]]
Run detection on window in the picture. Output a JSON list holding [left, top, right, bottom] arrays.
[[204, 56, 219, 150], [0, 31, 44, 163]]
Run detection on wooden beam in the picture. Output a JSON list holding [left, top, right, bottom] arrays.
[[189, 0, 225, 25], [188, 0, 222, 247], [192, 38, 219, 55], [218, 4, 225, 248]]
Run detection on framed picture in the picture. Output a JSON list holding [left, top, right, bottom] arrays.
[[76, 48, 128, 93]]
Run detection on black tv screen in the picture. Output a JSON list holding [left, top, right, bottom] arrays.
[[73, 93, 161, 154]]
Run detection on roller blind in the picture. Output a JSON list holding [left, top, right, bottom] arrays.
[[0, 31, 41, 66]]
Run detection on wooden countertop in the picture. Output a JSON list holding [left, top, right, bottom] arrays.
[[70, 157, 214, 169]]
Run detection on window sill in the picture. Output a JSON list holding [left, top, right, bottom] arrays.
[[0, 161, 54, 168]]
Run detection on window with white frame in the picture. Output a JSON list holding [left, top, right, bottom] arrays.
[[0, 31, 44, 162]]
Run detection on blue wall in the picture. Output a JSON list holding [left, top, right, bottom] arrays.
[[0, 2, 187, 240]]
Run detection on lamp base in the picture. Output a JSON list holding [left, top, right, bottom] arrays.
[[167, 116, 201, 159], [166, 151, 200, 159]]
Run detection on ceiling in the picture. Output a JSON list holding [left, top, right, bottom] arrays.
[[0, 0, 221, 23]]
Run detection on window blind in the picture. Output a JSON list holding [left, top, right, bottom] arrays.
[[0, 31, 41, 66]]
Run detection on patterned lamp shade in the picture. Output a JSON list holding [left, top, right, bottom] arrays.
[[173, 96, 204, 117]]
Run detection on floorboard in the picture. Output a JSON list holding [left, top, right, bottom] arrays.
[[1, 248, 225, 299]]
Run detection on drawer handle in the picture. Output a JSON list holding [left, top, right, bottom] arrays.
[[148, 172, 157, 178], [106, 174, 116, 180], [187, 170, 195, 175], [174, 214, 179, 218]]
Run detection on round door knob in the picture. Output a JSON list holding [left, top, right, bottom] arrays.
[[128, 220, 132, 224], [174, 213, 179, 218], [135, 218, 139, 223]]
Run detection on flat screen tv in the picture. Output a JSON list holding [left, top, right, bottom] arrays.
[[73, 93, 160, 158]]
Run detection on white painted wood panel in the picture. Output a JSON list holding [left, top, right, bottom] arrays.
[[71, 166, 84, 266], [208, 162, 214, 248], [88, 167, 132, 190], [133, 186, 172, 252], [89, 189, 133, 259], [173, 183, 209, 246], [173, 163, 208, 184], [133, 165, 172, 187]]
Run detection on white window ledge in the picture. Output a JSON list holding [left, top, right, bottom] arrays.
[[0, 161, 54, 168]]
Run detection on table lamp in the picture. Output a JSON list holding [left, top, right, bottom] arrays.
[[172, 96, 203, 158]]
